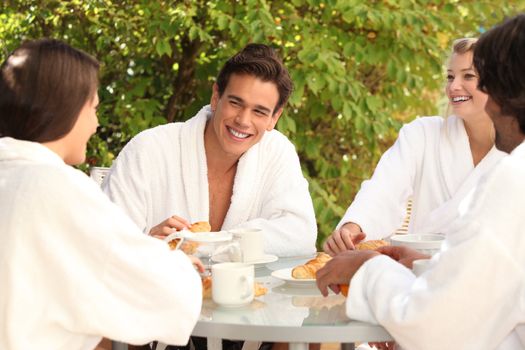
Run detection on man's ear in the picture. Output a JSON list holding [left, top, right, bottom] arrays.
[[210, 83, 219, 111], [268, 108, 283, 131]]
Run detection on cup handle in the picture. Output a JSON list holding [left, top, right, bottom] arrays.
[[240, 275, 253, 300], [230, 242, 242, 262]]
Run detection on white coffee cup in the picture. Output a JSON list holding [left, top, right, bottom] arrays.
[[229, 228, 264, 262], [212, 262, 254, 307], [89, 166, 110, 186], [412, 259, 432, 277]]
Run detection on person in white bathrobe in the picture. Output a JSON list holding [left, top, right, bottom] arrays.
[[0, 39, 203, 350], [103, 44, 317, 258], [324, 38, 506, 255], [317, 14, 525, 350]]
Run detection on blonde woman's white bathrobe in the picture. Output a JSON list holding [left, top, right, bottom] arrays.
[[103, 105, 317, 257], [0, 137, 202, 350], [346, 141, 525, 350], [338, 115, 506, 238]]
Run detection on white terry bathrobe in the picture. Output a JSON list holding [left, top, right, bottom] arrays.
[[0, 137, 202, 350], [346, 141, 525, 350], [103, 105, 317, 257], [338, 115, 506, 238]]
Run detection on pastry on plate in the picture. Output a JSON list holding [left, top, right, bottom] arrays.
[[291, 252, 331, 279], [291, 240, 389, 280], [355, 239, 389, 251], [168, 221, 212, 253], [190, 221, 212, 233]]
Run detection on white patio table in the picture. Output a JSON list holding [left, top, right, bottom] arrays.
[[190, 256, 393, 350]]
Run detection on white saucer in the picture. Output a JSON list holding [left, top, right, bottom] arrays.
[[212, 254, 278, 266], [271, 267, 316, 287], [244, 254, 279, 265]]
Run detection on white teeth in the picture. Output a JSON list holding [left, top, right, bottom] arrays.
[[452, 96, 471, 102], [228, 127, 250, 139]]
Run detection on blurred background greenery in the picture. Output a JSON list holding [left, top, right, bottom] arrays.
[[2, 0, 523, 247]]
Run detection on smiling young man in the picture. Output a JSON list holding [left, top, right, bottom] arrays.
[[103, 44, 317, 258]]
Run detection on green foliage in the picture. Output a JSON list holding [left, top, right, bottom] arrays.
[[1, 0, 524, 248]]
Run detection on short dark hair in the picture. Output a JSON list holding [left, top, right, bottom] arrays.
[[216, 43, 293, 113], [0, 38, 99, 142], [474, 15, 525, 132]]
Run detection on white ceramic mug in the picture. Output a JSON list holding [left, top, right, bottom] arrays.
[[229, 228, 264, 262], [89, 166, 110, 186], [212, 262, 254, 307], [412, 259, 432, 277]]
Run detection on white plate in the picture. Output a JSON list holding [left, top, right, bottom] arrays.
[[212, 254, 278, 265], [271, 284, 321, 296], [185, 231, 233, 243], [271, 267, 316, 287]]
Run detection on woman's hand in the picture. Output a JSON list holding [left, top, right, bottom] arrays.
[[149, 215, 191, 239], [323, 222, 366, 256]]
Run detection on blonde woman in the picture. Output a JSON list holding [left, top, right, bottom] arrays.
[[325, 38, 505, 255]]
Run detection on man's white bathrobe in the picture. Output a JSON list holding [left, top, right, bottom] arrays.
[[338, 115, 506, 238], [0, 137, 202, 350], [346, 141, 525, 349], [103, 105, 317, 257]]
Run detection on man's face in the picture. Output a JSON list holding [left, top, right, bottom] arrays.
[[207, 73, 282, 158], [485, 95, 524, 153]]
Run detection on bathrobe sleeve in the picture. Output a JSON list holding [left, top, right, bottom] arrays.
[[31, 166, 202, 346], [345, 153, 525, 350], [337, 118, 429, 239], [235, 134, 317, 257], [102, 130, 157, 233]]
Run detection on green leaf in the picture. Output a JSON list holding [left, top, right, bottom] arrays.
[[155, 38, 171, 57]]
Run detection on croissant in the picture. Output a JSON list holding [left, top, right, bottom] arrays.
[[291, 252, 332, 279], [167, 238, 182, 250], [169, 221, 211, 253], [190, 221, 211, 233], [202, 276, 212, 299], [355, 239, 389, 251]]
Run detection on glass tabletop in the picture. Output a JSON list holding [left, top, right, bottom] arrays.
[[193, 256, 393, 344]]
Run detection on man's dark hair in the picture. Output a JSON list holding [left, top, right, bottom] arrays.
[[0, 38, 99, 142], [474, 14, 525, 132], [216, 43, 293, 113]]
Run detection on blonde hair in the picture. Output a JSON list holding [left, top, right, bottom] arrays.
[[452, 37, 478, 55]]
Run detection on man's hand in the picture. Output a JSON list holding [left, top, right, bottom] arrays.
[[316, 249, 379, 297], [376, 245, 430, 269], [149, 215, 191, 239], [323, 222, 366, 256], [189, 256, 206, 273]]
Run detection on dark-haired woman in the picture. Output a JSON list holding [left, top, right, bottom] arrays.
[[0, 39, 202, 349]]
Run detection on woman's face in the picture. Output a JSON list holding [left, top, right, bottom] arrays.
[[446, 51, 489, 122], [63, 92, 99, 165]]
